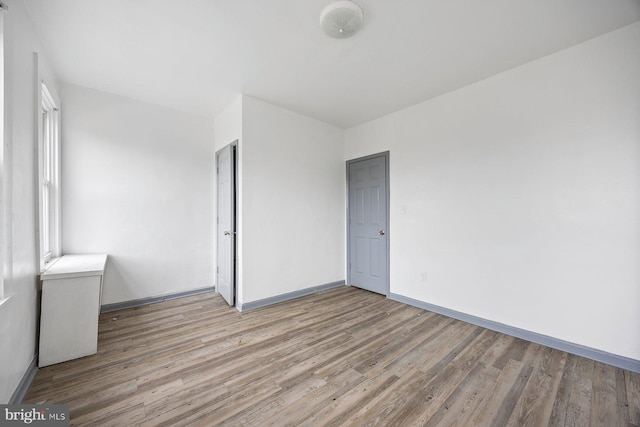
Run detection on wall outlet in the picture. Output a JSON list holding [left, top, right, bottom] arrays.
[[421, 272, 428, 282]]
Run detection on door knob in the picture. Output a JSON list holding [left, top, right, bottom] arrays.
[[224, 230, 231, 236], [378, 230, 385, 235]]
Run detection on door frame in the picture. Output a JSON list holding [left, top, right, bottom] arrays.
[[216, 140, 238, 306], [346, 151, 390, 296]]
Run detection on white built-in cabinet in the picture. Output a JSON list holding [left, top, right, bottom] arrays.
[[39, 254, 108, 367]]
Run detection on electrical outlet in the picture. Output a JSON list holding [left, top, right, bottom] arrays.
[[421, 272, 428, 282]]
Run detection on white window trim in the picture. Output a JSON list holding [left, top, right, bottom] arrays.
[[38, 82, 61, 272]]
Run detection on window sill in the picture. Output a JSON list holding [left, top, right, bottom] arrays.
[[0, 292, 15, 309], [41, 256, 63, 274]]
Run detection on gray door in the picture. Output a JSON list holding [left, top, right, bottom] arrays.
[[348, 153, 389, 295], [216, 143, 235, 305]]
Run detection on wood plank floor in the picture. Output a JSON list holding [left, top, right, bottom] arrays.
[[24, 286, 640, 426]]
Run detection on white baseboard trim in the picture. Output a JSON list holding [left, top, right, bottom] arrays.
[[101, 286, 215, 313], [239, 281, 345, 312], [389, 293, 640, 373], [10, 355, 38, 404]]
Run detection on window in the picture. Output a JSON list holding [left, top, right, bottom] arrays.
[[39, 83, 61, 270]]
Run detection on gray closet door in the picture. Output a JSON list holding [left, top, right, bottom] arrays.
[[348, 154, 389, 295]]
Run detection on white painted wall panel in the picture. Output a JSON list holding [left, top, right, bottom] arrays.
[[241, 96, 345, 304], [213, 96, 243, 304], [345, 23, 640, 361], [61, 84, 215, 305], [0, 0, 59, 403]]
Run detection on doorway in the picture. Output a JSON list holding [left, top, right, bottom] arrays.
[[346, 152, 390, 296], [216, 141, 237, 306]]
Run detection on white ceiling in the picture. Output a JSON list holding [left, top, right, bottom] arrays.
[[24, 0, 640, 128]]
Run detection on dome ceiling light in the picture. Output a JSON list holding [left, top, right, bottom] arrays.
[[320, 1, 364, 39]]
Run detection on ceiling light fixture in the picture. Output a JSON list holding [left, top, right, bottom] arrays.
[[320, 1, 364, 39]]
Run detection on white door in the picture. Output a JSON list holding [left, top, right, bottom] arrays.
[[216, 144, 235, 305], [348, 153, 389, 295]]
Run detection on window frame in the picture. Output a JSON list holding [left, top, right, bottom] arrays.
[[38, 83, 61, 272]]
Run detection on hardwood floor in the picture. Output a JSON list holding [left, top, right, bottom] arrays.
[[24, 286, 640, 426]]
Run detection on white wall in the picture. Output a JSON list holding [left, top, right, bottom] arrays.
[[0, 0, 59, 403], [345, 23, 640, 361], [240, 96, 345, 304], [213, 96, 243, 302], [61, 84, 215, 305], [214, 96, 242, 152]]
